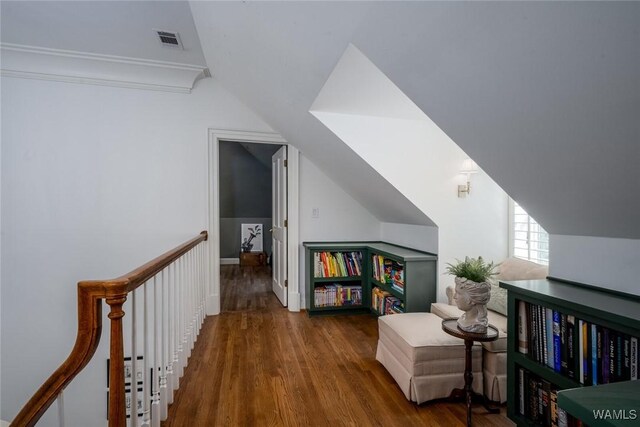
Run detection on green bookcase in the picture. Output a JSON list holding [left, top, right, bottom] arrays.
[[303, 241, 437, 316], [499, 278, 640, 426]]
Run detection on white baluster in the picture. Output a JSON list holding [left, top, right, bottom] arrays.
[[200, 243, 205, 325], [160, 268, 168, 420], [183, 254, 190, 369], [151, 276, 160, 427], [197, 246, 202, 327], [187, 250, 193, 353], [181, 255, 188, 374], [131, 289, 139, 427], [189, 250, 195, 352], [178, 257, 186, 378], [171, 260, 180, 391], [56, 390, 65, 427], [141, 282, 151, 427], [166, 263, 175, 403]]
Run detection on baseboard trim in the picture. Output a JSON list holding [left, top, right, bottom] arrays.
[[220, 258, 240, 265], [288, 292, 301, 312]]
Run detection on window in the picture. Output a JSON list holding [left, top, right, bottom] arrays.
[[509, 199, 549, 265]]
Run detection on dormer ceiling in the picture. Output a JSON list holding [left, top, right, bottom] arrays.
[[191, 1, 640, 239], [3, 1, 638, 237]]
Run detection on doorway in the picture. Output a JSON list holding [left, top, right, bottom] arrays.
[[207, 129, 300, 315]]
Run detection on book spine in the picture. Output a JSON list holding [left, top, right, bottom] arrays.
[[531, 304, 537, 361], [542, 306, 548, 365], [529, 376, 539, 423], [567, 315, 576, 379], [539, 305, 545, 364], [609, 331, 618, 383], [605, 328, 613, 384], [519, 368, 525, 416], [584, 321, 591, 386], [617, 333, 623, 382], [558, 407, 568, 427], [538, 380, 544, 420], [550, 389, 559, 427], [578, 319, 584, 384], [601, 328, 613, 384], [553, 311, 562, 373], [597, 326, 603, 385], [518, 301, 529, 354], [542, 380, 551, 426], [623, 335, 631, 381], [591, 323, 598, 385], [631, 337, 638, 380], [546, 308, 554, 369], [560, 314, 568, 375]]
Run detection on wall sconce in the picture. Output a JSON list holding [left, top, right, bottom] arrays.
[[458, 159, 478, 198]]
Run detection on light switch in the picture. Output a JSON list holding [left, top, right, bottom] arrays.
[[312, 207, 320, 218]]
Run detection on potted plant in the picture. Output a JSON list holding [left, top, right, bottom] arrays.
[[445, 256, 498, 333]]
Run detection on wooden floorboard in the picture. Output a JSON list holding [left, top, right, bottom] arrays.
[[163, 265, 514, 426]]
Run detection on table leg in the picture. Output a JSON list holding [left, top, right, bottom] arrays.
[[464, 339, 473, 426], [448, 339, 501, 426]]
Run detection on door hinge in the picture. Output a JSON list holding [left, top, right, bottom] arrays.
[[285, 279, 288, 288], [284, 219, 288, 227], [284, 159, 288, 167]]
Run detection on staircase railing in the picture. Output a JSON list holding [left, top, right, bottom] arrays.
[[11, 231, 209, 427]]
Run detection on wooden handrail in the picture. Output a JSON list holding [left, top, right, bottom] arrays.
[[11, 231, 208, 427]]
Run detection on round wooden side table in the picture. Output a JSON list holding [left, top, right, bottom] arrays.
[[441, 317, 500, 427]]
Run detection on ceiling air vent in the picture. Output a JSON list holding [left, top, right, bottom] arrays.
[[155, 30, 183, 49]]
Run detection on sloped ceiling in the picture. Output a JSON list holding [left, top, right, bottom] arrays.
[[4, 1, 637, 236], [191, 1, 640, 239], [1, 0, 432, 226]]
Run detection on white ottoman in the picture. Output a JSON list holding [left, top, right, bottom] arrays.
[[376, 312, 483, 404]]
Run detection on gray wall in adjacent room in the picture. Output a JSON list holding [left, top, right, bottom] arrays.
[[219, 141, 280, 258]]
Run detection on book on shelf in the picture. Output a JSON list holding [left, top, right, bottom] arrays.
[[542, 306, 548, 366], [371, 286, 404, 315], [550, 388, 558, 427], [567, 315, 576, 379], [371, 255, 404, 292], [632, 337, 638, 380], [591, 323, 598, 385], [314, 284, 362, 307], [517, 366, 580, 427], [546, 308, 554, 369], [518, 301, 529, 354], [517, 300, 640, 386], [553, 310, 561, 373], [314, 251, 362, 278]]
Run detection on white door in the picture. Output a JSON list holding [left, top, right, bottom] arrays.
[[272, 146, 287, 306]]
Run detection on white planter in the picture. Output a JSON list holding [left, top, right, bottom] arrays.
[[454, 276, 491, 333]]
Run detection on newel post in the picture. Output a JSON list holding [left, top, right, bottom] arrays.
[[106, 293, 127, 427]]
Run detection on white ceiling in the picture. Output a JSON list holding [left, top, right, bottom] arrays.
[[3, 1, 638, 237], [191, 1, 640, 238], [1, 1, 207, 66]]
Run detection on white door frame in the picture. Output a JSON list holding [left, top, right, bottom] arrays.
[[207, 129, 300, 314]]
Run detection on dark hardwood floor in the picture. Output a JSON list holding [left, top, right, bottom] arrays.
[[164, 265, 514, 426]]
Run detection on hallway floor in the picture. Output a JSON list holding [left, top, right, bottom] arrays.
[[163, 265, 514, 426]]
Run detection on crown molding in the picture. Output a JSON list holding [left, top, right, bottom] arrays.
[[0, 43, 211, 93]]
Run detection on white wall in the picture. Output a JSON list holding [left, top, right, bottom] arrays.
[[325, 114, 508, 302], [311, 46, 509, 302], [0, 76, 273, 425], [549, 235, 640, 295], [381, 223, 438, 255], [298, 156, 382, 306]]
